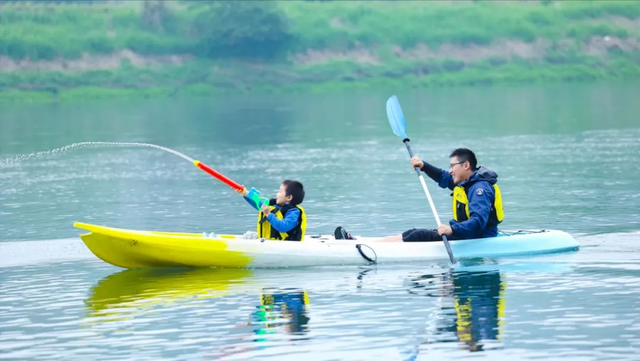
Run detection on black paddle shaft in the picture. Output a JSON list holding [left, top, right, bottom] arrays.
[[403, 139, 422, 177]]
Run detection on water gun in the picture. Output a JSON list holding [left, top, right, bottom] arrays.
[[243, 187, 272, 211], [193, 160, 270, 210]]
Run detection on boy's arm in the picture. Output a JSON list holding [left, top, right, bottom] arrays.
[[266, 208, 301, 233], [243, 187, 271, 210]]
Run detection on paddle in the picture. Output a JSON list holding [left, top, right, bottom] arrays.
[[193, 160, 269, 210], [386, 95, 456, 264]]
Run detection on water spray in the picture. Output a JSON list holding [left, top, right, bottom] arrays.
[[0, 142, 269, 207]]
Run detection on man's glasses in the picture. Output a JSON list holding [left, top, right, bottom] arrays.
[[449, 161, 466, 169]]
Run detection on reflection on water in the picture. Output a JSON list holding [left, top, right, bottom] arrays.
[[84, 262, 571, 356], [252, 289, 311, 337], [403, 265, 506, 354], [87, 263, 508, 355], [452, 271, 504, 351], [86, 267, 311, 339], [1, 250, 639, 360], [86, 267, 253, 319]]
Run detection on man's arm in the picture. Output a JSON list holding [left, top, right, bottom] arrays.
[[420, 162, 455, 190], [449, 184, 493, 239], [267, 207, 301, 233]]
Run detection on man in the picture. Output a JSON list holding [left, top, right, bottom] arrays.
[[382, 148, 504, 242]]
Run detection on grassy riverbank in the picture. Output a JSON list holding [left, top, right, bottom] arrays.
[[1, 1, 639, 102]]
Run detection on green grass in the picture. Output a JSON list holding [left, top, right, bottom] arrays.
[[1, 0, 640, 103], [281, 1, 640, 50]]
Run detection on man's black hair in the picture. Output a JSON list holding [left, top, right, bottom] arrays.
[[450, 148, 478, 170], [282, 180, 305, 205]]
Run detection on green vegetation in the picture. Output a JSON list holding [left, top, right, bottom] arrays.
[[1, 0, 639, 102]]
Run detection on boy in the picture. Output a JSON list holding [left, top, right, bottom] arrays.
[[244, 180, 307, 241]]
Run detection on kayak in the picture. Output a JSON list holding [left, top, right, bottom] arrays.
[[74, 222, 580, 269]]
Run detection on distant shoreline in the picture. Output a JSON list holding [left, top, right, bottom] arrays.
[[3, 65, 639, 104], [2, 1, 639, 103]]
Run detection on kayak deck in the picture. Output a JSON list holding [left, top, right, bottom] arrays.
[[74, 222, 580, 269]]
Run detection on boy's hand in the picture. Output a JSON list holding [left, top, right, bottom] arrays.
[[411, 156, 424, 170], [261, 204, 271, 216]]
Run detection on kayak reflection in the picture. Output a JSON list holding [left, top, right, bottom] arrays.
[[86, 267, 253, 318], [86, 267, 310, 337]]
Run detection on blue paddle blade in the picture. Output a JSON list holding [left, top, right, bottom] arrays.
[[386, 95, 408, 139]]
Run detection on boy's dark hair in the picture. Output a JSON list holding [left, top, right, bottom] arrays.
[[450, 148, 478, 170], [282, 180, 305, 205]]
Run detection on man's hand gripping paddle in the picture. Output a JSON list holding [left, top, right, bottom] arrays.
[[386, 95, 456, 265]]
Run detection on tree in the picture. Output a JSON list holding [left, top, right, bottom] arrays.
[[193, 2, 291, 59], [141, 1, 174, 34]]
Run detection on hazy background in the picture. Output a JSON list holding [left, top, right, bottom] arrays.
[[1, 0, 639, 102]]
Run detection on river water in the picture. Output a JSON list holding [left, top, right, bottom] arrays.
[[1, 82, 639, 360]]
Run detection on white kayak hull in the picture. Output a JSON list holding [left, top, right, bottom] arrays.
[[74, 223, 580, 268]]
